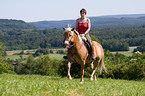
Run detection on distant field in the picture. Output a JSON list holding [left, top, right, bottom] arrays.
[[111, 46, 138, 57], [6, 53, 64, 60], [49, 54, 64, 60], [6, 46, 137, 60], [129, 46, 138, 52], [0, 74, 145, 96], [111, 51, 133, 57], [6, 49, 64, 60]]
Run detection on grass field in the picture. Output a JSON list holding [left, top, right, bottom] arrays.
[[0, 74, 145, 96], [6, 47, 135, 61], [111, 51, 133, 57], [6, 54, 64, 60], [6, 49, 64, 60], [111, 46, 137, 57]]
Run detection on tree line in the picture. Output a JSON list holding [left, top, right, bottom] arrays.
[[0, 25, 145, 51]]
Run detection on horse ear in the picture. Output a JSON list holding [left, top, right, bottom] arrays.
[[63, 27, 66, 30], [71, 27, 75, 31]]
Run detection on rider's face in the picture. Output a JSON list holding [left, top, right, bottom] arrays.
[[80, 11, 86, 18]]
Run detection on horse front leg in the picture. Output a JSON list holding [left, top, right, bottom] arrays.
[[80, 60, 85, 84], [90, 62, 94, 81], [68, 62, 72, 80]]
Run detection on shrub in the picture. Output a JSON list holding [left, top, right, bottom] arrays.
[[133, 44, 145, 53], [13, 50, 145, 80], [0, 42, 15, 74], [14, 55, 60, 76], [33, 48, 49, 57], [0, 62, 15, 74], [56, 50, 66, 54]]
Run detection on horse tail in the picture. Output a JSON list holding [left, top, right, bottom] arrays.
[[99, 55, 107, 75]]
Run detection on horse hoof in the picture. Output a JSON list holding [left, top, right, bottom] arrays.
[[90, 77, 93, 81], [69, 77, 72, 80], [68, 76, 72, 80], [94, 78, 97, 80], [80, 81, 83, 84]]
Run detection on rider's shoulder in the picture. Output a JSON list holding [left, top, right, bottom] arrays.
[[76, 18, 80, 21], [86, 18, 90, 21]]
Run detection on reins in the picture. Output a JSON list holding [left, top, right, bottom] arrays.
[[67, 40, 80, 49]]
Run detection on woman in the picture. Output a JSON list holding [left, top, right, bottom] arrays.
[[76, 8, 96, 61], [63, 8, 95, 61]]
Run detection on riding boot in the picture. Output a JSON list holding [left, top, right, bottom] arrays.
[[63, 55, 68, 60], [91, 45, 96, 61]]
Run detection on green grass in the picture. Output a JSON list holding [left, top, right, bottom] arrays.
[[111, 51, 133, 57], [0, 74, 145, 96], [49, 54, 64, 60], [6, 52, 64, 60], [6, 55, 29, 60]]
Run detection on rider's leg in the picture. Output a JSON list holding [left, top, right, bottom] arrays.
[[86, 34, 96, 61]]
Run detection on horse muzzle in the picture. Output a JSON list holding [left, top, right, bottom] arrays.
[[63, 40, 69, 48]]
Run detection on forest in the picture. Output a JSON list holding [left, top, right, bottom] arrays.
[[0, 25, 145, 52]]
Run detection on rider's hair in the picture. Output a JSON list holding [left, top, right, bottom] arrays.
[[80, 8, 87, 15]]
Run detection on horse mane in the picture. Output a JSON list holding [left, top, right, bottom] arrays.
[[63, 25, 82, 41]]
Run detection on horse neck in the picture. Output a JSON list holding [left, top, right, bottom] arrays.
[[72, 32, 81, 44]]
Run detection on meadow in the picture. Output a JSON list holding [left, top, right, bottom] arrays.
[[0, 74, 145, 96], [6, 46, 136, 61], [2, 47, 145, 95], [6, 49, 64, 60]]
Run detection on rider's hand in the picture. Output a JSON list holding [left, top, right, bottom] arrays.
[[80, 34, 85, 37]]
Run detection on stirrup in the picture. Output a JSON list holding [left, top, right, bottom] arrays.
[[91, 55, 96, 62]]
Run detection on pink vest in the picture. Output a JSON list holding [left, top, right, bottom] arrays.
[[78, 19, 88, 34]]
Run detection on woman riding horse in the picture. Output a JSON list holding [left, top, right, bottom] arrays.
[[63, 26, 106, 83]]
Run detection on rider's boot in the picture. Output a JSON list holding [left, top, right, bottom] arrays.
[[63, 55, 68, 60]]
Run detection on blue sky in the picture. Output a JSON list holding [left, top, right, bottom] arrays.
[[0, 0, 145, 22]]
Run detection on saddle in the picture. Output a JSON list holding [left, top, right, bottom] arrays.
[[82, 37, 92, 55]]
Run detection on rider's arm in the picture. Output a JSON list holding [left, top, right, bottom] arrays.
[[84, 18, 91, 34], [76, 19, 79, 31]]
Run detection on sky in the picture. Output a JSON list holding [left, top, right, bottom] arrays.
[[0, 0, 145, 22]]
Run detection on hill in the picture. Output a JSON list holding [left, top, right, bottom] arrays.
[[0, 19, 37, 29], [30, 14, 145, 29]]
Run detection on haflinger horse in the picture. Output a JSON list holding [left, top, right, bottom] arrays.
[[63, 26, 107, 83]]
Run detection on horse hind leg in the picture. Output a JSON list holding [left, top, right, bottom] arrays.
[[90, 59, 100, 81], [90, 58, 101, 80]]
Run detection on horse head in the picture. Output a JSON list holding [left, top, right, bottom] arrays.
[[63, 27, 76, 48]]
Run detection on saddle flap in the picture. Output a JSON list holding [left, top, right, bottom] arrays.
[[82, 39, 92, 55]]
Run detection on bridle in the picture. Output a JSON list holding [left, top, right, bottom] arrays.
[[64, 30, 77, 49]]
